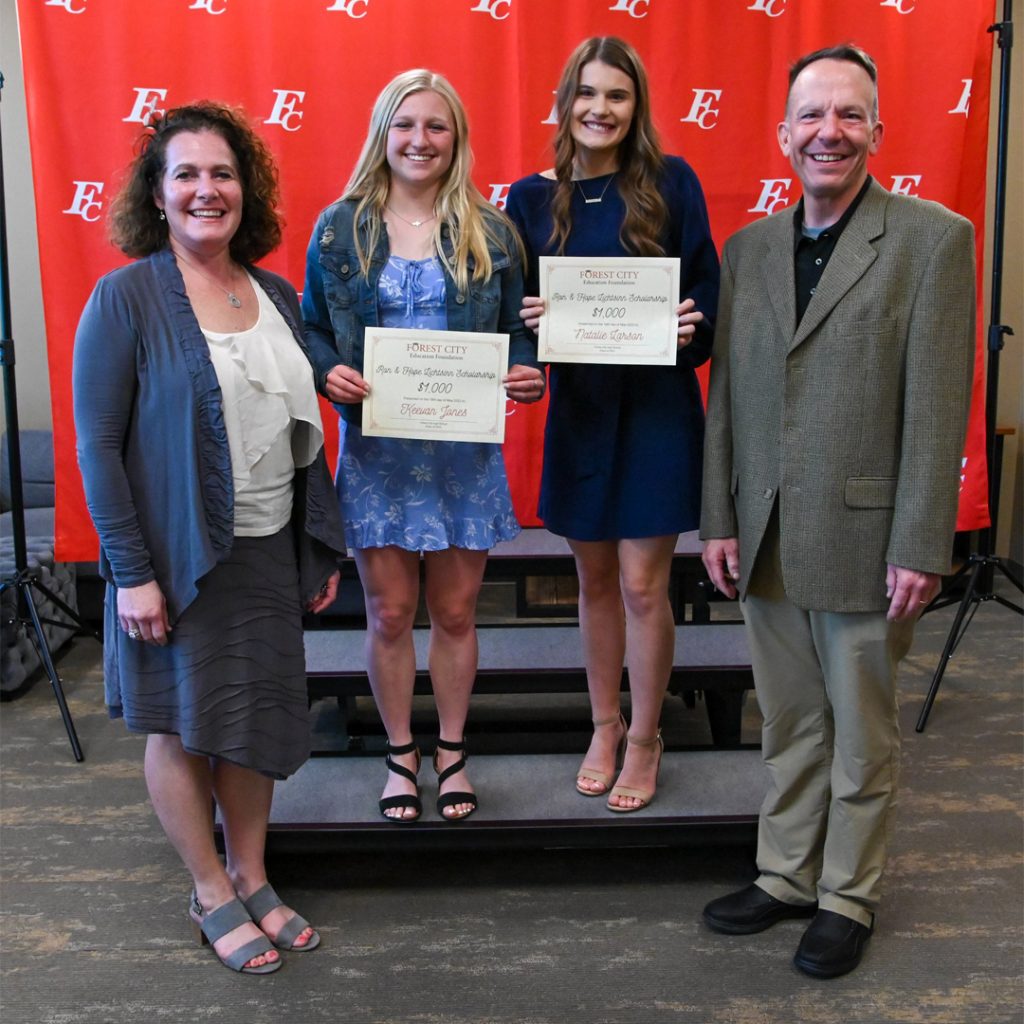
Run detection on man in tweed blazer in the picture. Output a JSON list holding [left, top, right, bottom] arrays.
[[699, 45, 975, 978]]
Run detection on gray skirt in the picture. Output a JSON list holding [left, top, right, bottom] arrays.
[[104, 528, 309, 779]]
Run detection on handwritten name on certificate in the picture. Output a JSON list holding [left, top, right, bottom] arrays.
[[362, 328, 510, 444], [538, 256, 680, 365]]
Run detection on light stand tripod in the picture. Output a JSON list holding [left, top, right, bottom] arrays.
[[0, 70, 91, 760], [916, 0, 1023, 733]]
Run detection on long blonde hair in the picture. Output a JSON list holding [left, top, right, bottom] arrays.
[[549, 37, 668, 257], [343, 69, 513, 292]]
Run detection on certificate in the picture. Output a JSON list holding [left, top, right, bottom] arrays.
[[538, 256, 680, 365], [361, 328, 510, 444]]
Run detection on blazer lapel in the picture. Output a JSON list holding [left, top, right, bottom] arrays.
[[762, 211, 797, 342], [789, 181, 888, 353]]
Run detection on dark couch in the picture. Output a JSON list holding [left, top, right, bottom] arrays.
[[1, 430, 79, 697]]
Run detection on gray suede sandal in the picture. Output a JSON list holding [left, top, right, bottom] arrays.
[[188, 891, 281, 974], [242, 883, 321, 952]]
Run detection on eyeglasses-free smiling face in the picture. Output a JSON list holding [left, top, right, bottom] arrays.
[[778, 58, 884, 223], [570, 59, 636, 167], [385, 90, 456, 193], [154, 130, 243, 258]]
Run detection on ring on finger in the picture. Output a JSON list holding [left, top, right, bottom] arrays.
[[127, 629, 142, 640]]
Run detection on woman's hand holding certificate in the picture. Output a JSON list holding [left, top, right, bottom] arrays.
[[538, 256, 681, 365], [362, 328, 510, 443]]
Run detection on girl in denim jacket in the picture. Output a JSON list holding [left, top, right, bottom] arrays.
[[302, 70, 544, 822]]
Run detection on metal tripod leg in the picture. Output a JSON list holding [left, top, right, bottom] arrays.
[[19, 579, 84, 761], [922, 559, 973, 614], [915, 560, 985, 734], [27, 573, 102, 642]]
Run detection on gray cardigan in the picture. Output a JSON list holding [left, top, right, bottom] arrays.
[[73, 249, 346, 622]]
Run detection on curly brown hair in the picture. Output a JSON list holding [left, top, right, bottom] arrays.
[[108, 101, 282, 263], [548, 37, 668, 258]]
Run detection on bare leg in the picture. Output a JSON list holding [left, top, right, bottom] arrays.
[[608, 535, 677, 809], [424, 546, 488, 818], [354, 546, 422, 819], [143, 734, 277, 969], [213, 760, 315, 947], [568, 539, 627, 794]]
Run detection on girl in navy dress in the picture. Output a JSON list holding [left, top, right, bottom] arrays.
[[506, 37, 719, 812], [303, 70, 544, 822]]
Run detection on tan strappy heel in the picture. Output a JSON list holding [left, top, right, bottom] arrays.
[[606, 730, 664, 812], [575, 712, 627, 796]]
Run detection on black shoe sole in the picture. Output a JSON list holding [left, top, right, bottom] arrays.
[[793, 952, 863, 979], [703, 903, 817, 935]]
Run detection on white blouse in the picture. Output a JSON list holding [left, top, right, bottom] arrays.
[[202, 277, 324, 537]]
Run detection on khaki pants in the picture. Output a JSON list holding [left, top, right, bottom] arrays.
[[742, 513, 915, 927]]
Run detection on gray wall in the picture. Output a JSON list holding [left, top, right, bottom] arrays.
[[2, 0, 1021, 561], [987, 16, 1024, 567], [1, 0, 50, 429]]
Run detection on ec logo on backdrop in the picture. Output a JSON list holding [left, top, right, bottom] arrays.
[[747, 0, 787, 16], [44, 0, 87, 12], [63, 182, 105, 222], [326, 0, 369, 16], [188, 0, 229, 13], [265, 91, 306, 132], [749, 180, 792, 216], [123, 89, 168, 126], [487, 185, 511, 210], [470, 0, 511, 19], [890, 176, 922, 197], [609, 0, 650, 17], [949, 80, 972, 116], [880, 0, 916, 13], [680, 90, 722, 131]]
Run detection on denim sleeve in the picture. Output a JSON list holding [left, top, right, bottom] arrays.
[[498, 225, 539, 370], [72, 277, 155, 588], [300, 213, 347, 393]]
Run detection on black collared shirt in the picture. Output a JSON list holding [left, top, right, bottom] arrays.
[[793, 176, 872, 324]]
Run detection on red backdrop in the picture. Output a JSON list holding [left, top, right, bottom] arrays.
[[16, 0, 993, 560]]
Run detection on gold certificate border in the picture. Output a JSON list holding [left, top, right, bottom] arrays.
[[362, 328, 509, 444], [538, 256, 680, 365]]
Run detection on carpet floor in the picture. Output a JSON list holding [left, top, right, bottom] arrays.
[[1, 587, 1021, 1024]]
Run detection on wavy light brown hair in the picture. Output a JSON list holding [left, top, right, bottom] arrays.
[[549, 37, 668, 257], [342, 69, 517, 292], [109, 101, 282, 263]]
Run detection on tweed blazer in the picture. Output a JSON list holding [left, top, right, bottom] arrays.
[[700, 180, 976, 612]]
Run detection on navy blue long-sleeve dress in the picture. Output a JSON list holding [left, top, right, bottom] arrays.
[[506, 155, 720, 541]]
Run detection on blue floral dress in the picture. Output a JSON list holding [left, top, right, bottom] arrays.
[[336, 255, 521, 551]]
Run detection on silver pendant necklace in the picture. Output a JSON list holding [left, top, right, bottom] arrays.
[[575, 173, 616, 205], [386, 205, 436, 229], [175, 252, 243, 308]]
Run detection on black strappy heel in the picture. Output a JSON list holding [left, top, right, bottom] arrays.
[[433, 738, 477, 821], [378, 740, 422, 823]]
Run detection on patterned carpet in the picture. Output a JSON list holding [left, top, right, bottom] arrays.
[[1, 587, 1021, 1024]]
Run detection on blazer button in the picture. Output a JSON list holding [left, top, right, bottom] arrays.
[[341, 263, 350, 274], [455, 293, 466, 304], [762, 487, 774, 499]]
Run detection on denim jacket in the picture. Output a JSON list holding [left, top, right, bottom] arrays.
[[301, 198, 539, 425]]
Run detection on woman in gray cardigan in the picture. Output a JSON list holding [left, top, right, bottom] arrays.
[[73, 103, 345, 976]]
